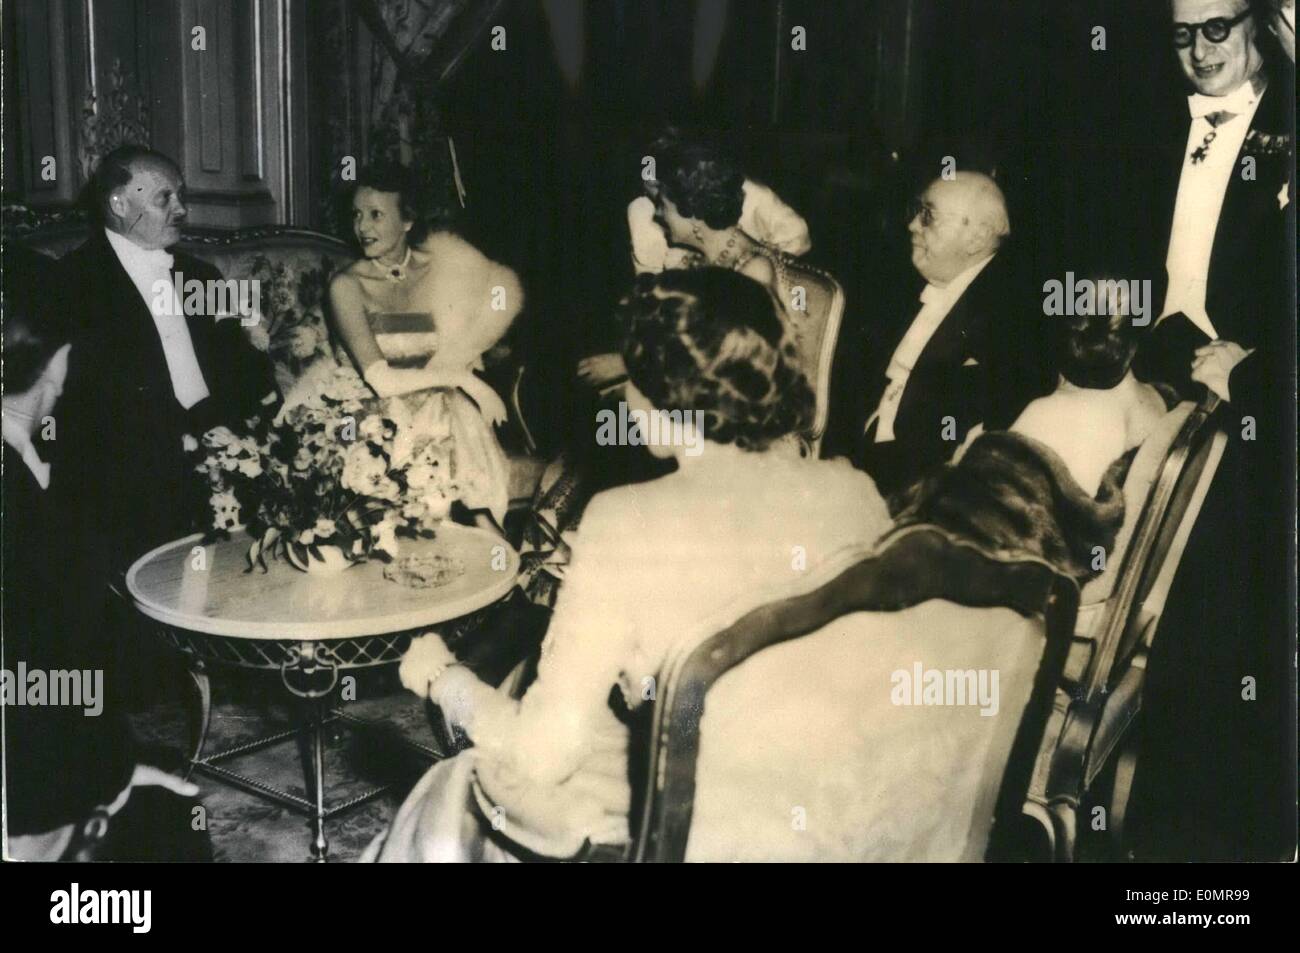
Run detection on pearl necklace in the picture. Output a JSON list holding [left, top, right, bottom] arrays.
[[376, 246, 413, 282]]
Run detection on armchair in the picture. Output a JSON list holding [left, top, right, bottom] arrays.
[[778, 257, 846, 457], [629, 524, 1077, 862], [1027, 393, 1229, 860]]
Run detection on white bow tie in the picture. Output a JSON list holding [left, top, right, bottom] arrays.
[[1187, 81, 1257, 120]]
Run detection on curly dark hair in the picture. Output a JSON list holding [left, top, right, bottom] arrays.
[[650, 135, 746, 230], [618, 268, 813, 452], [351, 162, 430, 245], [1058, 277, 1143, 389]]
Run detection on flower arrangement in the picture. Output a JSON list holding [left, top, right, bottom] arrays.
[[194, 365, 460, 571]]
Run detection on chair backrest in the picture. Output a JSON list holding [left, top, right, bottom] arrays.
[[1078, 393, 1228, 700], [778, 257, 845, 456], [633, 525, 1078, 862], [1077, 403, 1195, 613]]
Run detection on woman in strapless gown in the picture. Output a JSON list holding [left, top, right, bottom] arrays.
[[328, 165, 524, 526]]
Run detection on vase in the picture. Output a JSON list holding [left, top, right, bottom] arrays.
[[286, 543, 353, 575]]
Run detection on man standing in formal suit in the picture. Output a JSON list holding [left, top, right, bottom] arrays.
[[53, 145, 278, 568], [1139, 0, 1293, 400], [1126, 0, 1295, 861], [858, 171, 1049, 498]]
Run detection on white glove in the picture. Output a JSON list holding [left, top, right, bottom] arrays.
[[363, 360, 459, 399], [399, 633, 457, 697], [461, 376, 509, 427]]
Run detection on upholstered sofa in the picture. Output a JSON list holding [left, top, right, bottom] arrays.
[[14, 220, 547, 509]]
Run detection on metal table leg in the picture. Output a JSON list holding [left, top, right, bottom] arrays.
[[308, 699, 329, 862], [282, 641, 338, 862], [184, 658, 212, 783]]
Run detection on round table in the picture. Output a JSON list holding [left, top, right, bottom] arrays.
[[126, 523, 520, 861]]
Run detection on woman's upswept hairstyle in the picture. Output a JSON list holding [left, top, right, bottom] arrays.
[[617, 268, 812, 451], [351, 161, 430, 245], [1058, 277, 1143, 389], [649, 132, 746, 230]]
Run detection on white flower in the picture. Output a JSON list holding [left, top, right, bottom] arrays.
[[237, 456, 263, 478], [341, 443, 387, 495], [313, 518, 338, 539], [406, 463, 435, 491], [421, 488, 454, 522], [287, 324, 321, 359], [358, 414, 386, 443], [372, 516, 399, 557], [298, 529, 316, 545], [203, 425, 239, 449], [247, 322, 272, 353], [210, 490, 242, 530]]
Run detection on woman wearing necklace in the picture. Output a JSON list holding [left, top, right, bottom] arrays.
[[579, 137, 803, 391], [329, 164, 523, 526]]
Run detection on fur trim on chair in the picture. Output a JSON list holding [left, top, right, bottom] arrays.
[[892, 431, 1129, 582]]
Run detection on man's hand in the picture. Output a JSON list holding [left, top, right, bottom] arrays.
[[577, 352, 627, 387], [1191, 339, 1251, 402], [399, 633, 457, 698]]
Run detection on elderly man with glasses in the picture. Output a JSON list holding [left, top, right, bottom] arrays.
[[856, 170, 1051, 498]]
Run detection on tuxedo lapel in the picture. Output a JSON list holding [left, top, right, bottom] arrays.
[[1205, 74, 1294, 347], [84, 233, 175, 396]]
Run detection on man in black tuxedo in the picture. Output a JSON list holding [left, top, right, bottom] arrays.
[[1137, 0, 1294, 405], [53, 145, 277, 568], [1125, 0, 1296, 861], [3, 249, 211, 860], [857, 171, 1050, 498]]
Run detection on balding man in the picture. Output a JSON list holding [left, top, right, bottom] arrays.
[[858, 171, 1050, 497], [53, 145, 277, 567]]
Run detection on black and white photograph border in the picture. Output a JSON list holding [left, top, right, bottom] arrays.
[[1, 0, 1295, 873]]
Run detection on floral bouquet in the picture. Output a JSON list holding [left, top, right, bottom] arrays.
[[194, 365, 460, 571]]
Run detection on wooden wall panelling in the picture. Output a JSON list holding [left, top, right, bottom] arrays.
[[13, 0, 79, 205]]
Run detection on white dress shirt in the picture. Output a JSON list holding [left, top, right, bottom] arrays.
[[1161, 79, 1263, 339], [104, 228, 211, 409], [868, 254, 994, 442]]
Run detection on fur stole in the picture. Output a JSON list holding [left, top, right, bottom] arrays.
[[891, 431, 1129, 582]]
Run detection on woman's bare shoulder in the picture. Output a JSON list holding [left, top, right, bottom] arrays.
[[329, 260, 369, 293]]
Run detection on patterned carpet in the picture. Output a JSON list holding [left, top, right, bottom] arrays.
[[129, 667, 443, 863]]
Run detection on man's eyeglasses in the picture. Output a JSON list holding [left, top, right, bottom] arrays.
[[907, 198, 938, 228], [1172, 8, 1252, 48]]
